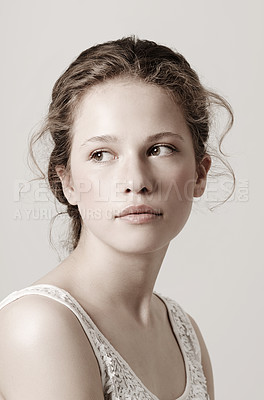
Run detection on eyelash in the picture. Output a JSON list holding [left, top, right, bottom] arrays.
[[147, 144, 179, 157], [89, 144, 179, 163]]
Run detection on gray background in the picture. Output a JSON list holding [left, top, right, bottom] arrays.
[[1, 1, 263, 398]]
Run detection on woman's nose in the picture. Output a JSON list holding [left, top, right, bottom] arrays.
[[122, 158, 154, 195]]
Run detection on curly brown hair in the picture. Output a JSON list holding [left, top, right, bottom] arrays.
[[29, 36, 234, 252]]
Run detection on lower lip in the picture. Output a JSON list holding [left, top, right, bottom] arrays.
[[116, 213, 162, 224]]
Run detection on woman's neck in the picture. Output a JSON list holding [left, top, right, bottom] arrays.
[[60, 230, 169, 327]]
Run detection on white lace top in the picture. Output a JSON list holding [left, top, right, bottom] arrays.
[[0, 284, 209, 399]]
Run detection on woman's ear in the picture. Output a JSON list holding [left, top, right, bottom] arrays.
[[193, 154, 211, 198], [55, 165, 78, 205]]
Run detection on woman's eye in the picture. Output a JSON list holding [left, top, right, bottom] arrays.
[[149, 145, 178, 157], [90, 150, 115, 163]]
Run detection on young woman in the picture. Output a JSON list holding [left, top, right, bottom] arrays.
[[0, 36, 233, 400]]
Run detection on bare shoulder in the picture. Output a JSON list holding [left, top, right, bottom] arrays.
[[187, 313, 215, 400], [0, 295, 104, 400]]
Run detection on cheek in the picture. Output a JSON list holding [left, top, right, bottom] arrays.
[[159, 166, 196, 240], [161, 164, 196, 204], [71, 165, 107, 201], [73, 174, 115, 221]]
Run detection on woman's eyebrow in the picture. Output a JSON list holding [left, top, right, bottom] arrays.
[[81, 135, 118, 147], [80, 131, 184, 147], [145, 132, 184, 142]]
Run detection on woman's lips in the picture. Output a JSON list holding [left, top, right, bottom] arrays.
[[117, 213, 162, 224], [115, 204, 163, 224]]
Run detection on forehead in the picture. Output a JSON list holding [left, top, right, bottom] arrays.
[[72, 78, 190, 144]]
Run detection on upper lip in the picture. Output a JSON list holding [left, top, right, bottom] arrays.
[[116, 204, 163, 218]]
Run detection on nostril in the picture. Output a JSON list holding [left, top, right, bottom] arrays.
[[125, 186, 148, 194], [124, 183, 151, 194]]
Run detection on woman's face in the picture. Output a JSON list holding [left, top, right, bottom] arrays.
[[62, 78, 209, 254]]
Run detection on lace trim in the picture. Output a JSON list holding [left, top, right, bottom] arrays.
[[159, 295, 209, 399], [0, 285, 209, 399]]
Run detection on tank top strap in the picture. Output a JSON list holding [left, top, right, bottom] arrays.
[[154, 292, 209, 399], [154, 292, 202, 364], [0, 284, 107, 388]]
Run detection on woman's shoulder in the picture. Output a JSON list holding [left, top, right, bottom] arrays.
[[0, 291, 85, 358], [0, 288, 73, 324], [0, 290, 104, 399]]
